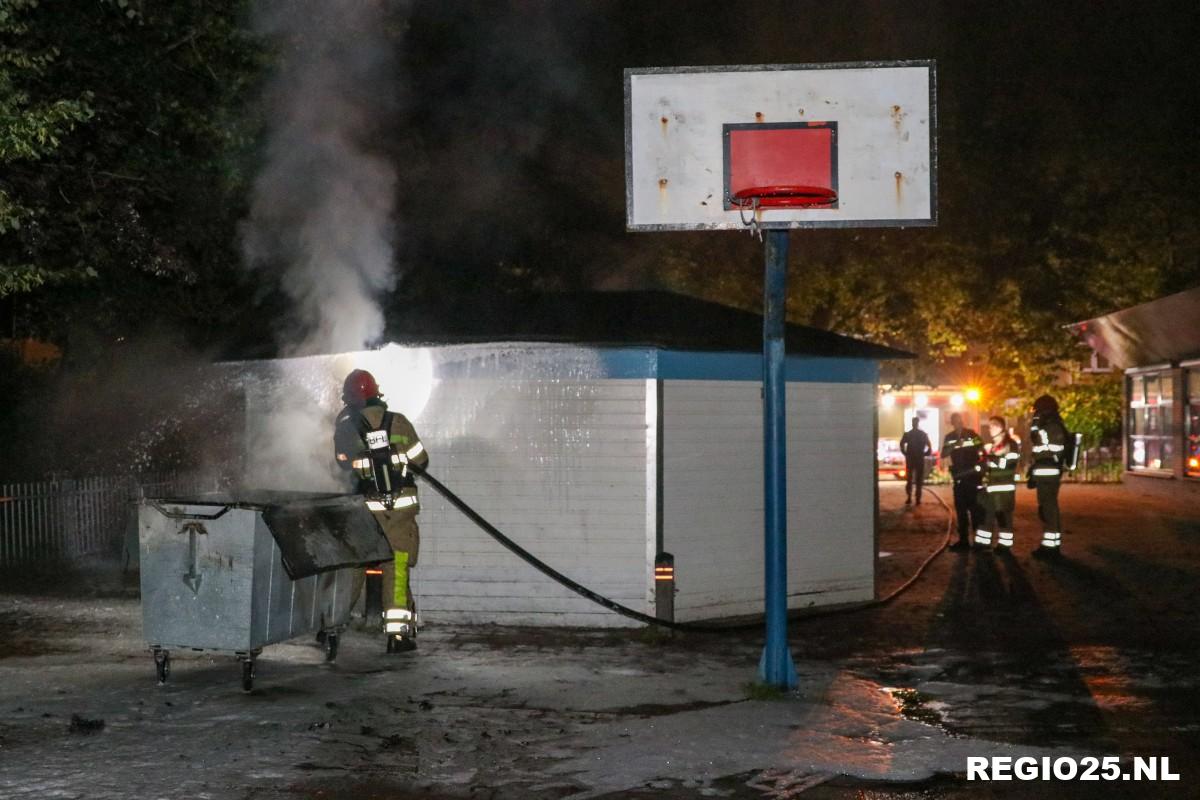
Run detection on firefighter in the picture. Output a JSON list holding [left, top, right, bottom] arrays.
[[334, 369, 430, 652], [1028, 394, 1067, 556], [976, 415, 1020, 551], [941, 412, 984, 552], [899, 416, 933, 506]]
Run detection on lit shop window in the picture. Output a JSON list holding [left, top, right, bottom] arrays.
[[1128, 371, 1174, 471], [1187, 370, 1200, 478]]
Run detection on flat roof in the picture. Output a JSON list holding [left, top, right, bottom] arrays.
[[389, 290, 912, 361], [1069, 286, 1200, 368]]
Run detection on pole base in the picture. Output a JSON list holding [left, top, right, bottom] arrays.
[[758, 643, 799, 690]]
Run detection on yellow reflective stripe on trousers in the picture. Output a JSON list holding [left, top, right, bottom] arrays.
[[393, 550, 409, 607]]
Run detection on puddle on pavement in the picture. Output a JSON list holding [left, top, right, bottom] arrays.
[[879, 687, 945, 729]]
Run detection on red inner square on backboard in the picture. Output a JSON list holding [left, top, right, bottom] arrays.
[[724, 122, 837, 208]]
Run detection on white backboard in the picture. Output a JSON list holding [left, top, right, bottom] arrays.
[[624, 61, 937, 231]]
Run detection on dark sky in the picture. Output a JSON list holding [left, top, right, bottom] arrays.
[[386, 0, 1198, 305]]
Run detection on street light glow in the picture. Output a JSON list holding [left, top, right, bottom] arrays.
[[950, 393, 964, 408], [965, 386, 981, 403], [915, 393, 928, 408]]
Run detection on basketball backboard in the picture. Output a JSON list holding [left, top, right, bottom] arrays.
[[624, 61, 936, 231]]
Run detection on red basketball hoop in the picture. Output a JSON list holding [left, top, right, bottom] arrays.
[[729, 185, 839, 209]]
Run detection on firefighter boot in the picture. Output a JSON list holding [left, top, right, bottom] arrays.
[[384, 608, 417, 653]]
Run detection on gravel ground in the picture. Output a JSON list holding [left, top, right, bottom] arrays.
[[0, 482, 1196, 799]]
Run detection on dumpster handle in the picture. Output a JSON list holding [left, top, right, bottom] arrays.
[[147, 501, 231, 521]]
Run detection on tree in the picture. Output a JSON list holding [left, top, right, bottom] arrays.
[[0, 0, 94, 295], [1, 0, 264, 344]]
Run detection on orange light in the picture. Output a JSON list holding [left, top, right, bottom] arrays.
[[965, 387, 981, 403], [654, 566, 674, 582], [364, 568, 384, 576], [899, 469, 907, 478], [1190, 457, 1200, 470]]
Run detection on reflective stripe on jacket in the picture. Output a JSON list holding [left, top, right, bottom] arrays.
[[942, 429, 984, 482], [1029, 414, 1067, 476], [983, 436, 1020, 488]]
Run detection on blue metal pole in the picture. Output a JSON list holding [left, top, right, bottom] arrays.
[[758, 228, 798, 690]]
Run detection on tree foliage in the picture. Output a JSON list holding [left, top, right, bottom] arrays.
[[0, 0, 94, 294], [1, 0, 263, 343], [1057, 372, 1124, 449]]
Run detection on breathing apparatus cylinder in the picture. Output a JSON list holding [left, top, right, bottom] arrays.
[[364, 428, 397, 504]]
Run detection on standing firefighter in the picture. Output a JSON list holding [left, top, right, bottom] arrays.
[[976, 416, 1020, 551], [1028, 394, 1067, 556], [899, 416, 933, 506], [941, 412, 984, 552], [334, 369, 430, 652]]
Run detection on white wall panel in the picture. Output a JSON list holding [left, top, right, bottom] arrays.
[[411, 379, 650, 627], [663, 380, 875, 621]]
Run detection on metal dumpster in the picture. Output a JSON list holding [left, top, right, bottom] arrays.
[[138, 490, 391, 690]]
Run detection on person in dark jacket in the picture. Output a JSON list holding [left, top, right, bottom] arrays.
[[1028, 394, 1068, 556], [899, 416, 933, 506], [941, 412, 984, 552]]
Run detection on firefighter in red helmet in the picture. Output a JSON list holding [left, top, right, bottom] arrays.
[[334, 369, 430, 652]]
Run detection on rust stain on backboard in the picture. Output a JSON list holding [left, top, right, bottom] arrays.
[[754, 111, 764, 123], [894, 171, 904, 204], [660, 116, 669, 136], [890, 104, 905, 133]]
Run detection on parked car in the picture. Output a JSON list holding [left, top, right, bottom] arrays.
[[877, 437, 907, 481]]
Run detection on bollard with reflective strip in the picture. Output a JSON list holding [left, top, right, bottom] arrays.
[[654, 552, 675, 628]]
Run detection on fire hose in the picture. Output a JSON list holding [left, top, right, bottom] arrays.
[[400, 462, 953, 632]]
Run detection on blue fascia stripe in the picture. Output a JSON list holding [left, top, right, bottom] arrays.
[[598, 348, 877, 383]]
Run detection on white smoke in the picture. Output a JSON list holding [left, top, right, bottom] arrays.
[[237, 0, 406, 491], [241, 0, 401, 356]]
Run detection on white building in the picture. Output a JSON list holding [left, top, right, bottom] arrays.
[[242, 291, 908, 627]]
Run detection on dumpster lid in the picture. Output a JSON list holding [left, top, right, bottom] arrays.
[[145, 491, 391, 580]]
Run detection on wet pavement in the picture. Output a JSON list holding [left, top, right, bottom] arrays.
[[0, 482, 1197, 798]]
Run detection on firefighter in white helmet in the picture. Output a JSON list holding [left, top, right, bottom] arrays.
[[334, 369, 429, 652], [975, 415, 1020, 551]]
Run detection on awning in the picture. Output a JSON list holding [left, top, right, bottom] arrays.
[[1068, 286, 1200, 369]]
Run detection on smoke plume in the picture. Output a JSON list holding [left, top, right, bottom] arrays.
[[241, 0, 402, 356], [238, 0, 405, 490]]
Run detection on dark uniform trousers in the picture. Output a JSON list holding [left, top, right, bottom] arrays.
[[905, 459, 926, 502], [1036, 476, 1062, 534], [952, 479, 981, 545]]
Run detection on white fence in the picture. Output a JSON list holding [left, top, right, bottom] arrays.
[[0, 473, 216, 569]]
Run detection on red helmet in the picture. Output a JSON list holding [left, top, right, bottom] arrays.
[[342, 369, 381, 407]]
